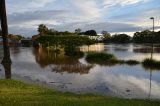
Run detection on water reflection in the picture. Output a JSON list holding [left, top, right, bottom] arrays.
[[133, 47, 160, 53], [0, 48, 11, 79], [52, 64, 93, 75], [0, 44, 160, 99], [2, 63, 11, 79], [80, 43, 104, 52], [32, 47, 93, 74], [33, 47, 80, 67]]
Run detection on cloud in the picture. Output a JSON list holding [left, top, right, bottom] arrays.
[[50, 22, 142, 33], [8, 10, 69, 25], [70, 0, 101, 21], [29, 0, 56, 8], [6, 0, 56, 13], [6, 0, 160, 36], [103, 0, 150, 7], [7, 8, 143, 36]]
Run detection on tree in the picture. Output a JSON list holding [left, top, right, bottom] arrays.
[[38, 24, 48, 36], [133, 30, 153, 43], [102, 31, 110, 36], [101, 30, 111, 42], [111, 34, 131, 43], [75, 28, 81, 34], [0, 0, 12, 79], [84, 30, 97, 36]]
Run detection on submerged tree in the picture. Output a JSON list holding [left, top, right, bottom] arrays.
[[0, 0, 12, 79]]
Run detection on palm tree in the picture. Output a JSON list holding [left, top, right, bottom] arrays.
[[0, 0, 12, 79]]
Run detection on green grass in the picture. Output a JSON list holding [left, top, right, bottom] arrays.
[[123, 60, 140, 65], [142, 58, 160, 70], [86, 52, 117, 64], [0, 79, 159, 106], [86, 52, 140, 66]]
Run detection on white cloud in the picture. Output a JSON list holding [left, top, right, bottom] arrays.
[[7, 0, 56, 13], [103, 0, 150, 7], [30, 0, 55, 8], [70, 0, 101, 21]]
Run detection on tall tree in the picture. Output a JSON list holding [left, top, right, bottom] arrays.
[[84, 30, 97, 36], [0, 0, 12, 79], [38, 24, 48, 36], [101, 30, 111, 41], [75, 28, 81, 34]]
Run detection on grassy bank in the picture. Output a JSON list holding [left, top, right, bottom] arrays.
[[0, 79, 159, 106]]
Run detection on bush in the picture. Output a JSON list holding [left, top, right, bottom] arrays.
[[86, 52, 117, 64], [86, 52, 140, 66], [142, 58, 160, 70], [124, 60, 140, 65]]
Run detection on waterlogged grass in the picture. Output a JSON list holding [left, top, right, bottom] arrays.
[[122, 60, 140, 65], [142, 58, 160, 70], [86, 52, 117, 64], [0, 79, 159, 106], [86, 52, 139, 66]]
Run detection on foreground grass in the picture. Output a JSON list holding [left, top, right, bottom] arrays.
[[0, 80, 159, 106]]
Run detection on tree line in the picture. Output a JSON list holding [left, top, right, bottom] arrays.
[[36, 24, 160, 44]]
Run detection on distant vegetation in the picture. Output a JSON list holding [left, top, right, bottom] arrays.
[[110, 34, 131, 43], [33, 24, 160, 44], [133, 30, 160, 43], [35, 35, 95, 56]]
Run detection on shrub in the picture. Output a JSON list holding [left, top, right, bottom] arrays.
[[142, 58, 160, 70], [86, 52, 117, 64]]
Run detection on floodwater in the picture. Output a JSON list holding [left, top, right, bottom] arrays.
[[0, 43, 160, 99]]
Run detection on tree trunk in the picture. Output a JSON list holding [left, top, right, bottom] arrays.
[[0, 0, 12, 79]]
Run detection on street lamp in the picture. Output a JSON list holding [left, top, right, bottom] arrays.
[[150, 17, 154, 59]]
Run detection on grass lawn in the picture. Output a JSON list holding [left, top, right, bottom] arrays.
[[0, 79, 159, 106]]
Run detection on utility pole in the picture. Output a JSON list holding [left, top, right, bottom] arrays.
[[0, 0, 12, 79]]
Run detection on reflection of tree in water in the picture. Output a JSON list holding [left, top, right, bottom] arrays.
[[133, 47, 160, 53], [32, 47, 93, 74], [52, 64, 93, 75], [10, 47, 20, 58], [143, 65, 160, 71], [114, 47, 128, 52], [33, 47, 80, 67]]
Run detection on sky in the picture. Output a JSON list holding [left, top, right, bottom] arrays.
[[6, 0, 160, 37]]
